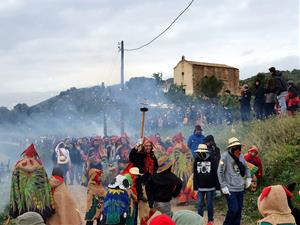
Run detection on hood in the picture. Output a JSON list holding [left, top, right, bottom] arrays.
[[49, 175, 64, 189]]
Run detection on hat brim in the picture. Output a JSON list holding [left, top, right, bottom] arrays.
[[227, 142, 242, 148], [195, 149, 208, 153], [157, 159, 175, 173]]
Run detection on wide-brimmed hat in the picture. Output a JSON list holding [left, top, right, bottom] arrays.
[[227, 137, 242, 148], [129, 167, 143, 176], [195, 144, 208, 153], [157, 156, 175, 173], [15, 212, 45, 225]]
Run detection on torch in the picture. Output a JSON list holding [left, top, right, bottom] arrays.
[[140, 104, 149, 139]]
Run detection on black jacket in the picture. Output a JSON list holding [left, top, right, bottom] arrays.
[[274, 71, 287, 95], [146, 169, 182, 206], [193, 154, 218, 191], [129, 147, 158, 174]]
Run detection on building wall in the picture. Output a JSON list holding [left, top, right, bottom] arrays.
[[192, 65, 240, 95], [173, 61, 194, 95]]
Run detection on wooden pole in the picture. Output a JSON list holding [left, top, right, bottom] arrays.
[[140, 107, 148, 138]]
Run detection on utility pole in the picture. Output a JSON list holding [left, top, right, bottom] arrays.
[[119, 40, 125, 134]]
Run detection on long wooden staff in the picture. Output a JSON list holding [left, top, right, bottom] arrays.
[[140, 106, 148, 139]]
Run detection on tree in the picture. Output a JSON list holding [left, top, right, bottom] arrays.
[[195, 75, 224, 98], [152, 72, 163, 86]]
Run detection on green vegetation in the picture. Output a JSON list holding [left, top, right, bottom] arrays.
[[195, 75, 224, 98], [201, 114, 300, 224]]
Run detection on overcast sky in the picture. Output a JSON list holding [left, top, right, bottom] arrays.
[[0, 0, 299, 107]]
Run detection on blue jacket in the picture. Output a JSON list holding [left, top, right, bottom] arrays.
[[187, 134, 205, 155]]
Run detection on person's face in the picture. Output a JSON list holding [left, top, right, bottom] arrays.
[[250, 151, 257, 157], [144, 143, 152, 153], [231, 146, 242, 157], [256, 81, 259, 86], [195, 130, 202, 135]]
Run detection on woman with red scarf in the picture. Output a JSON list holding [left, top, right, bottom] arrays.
[[129, 138, 158, 225]]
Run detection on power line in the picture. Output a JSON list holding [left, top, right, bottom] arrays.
[[124, 0, 195, 51]]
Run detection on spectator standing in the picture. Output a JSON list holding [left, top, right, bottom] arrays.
[[286, 80, 300, 116], [240, 84, 252, 121], [218, 137, 252, 225], [193, 144, 218, 225], [269, 67, 288, 114], [264, 77, 277, 117], [188, 125, 205, 156], [254, 79, 265, 120]]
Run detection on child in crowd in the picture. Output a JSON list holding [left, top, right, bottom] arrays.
[[244, 145, 263, 192]]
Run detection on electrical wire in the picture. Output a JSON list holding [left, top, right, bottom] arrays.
[[124, 0, 195, 51]]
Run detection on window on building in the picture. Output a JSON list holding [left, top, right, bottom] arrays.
[[181, 72, 184, 83]]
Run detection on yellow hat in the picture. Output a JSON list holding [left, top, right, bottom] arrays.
[[157, 156, 175, 173]]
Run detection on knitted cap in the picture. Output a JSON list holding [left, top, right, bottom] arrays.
[[149, 215, 176, 225], [15, 212, 45, 225]]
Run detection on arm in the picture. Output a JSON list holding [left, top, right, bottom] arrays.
[[217, 154, 227, 188], [193, 160, 198, 191], [172, 177, 183, 198]]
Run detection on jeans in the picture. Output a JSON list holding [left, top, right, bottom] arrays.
[[70, 163, 82, 184], [277, 91, 288, 114], [224, 191, 244, 225], [198, 190, 215, 221]]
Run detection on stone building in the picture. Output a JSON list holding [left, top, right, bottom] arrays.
[[173, 56, 240, 95]]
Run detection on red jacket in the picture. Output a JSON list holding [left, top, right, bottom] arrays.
[[244, 153, 263, 178]]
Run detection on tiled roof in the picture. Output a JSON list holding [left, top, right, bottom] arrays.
[[186, 60, 238, 69]]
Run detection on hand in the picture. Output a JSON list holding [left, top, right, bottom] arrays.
[[123, 212, 127, 218], [221, 186, 231, 195], [245, 178, 252, 188]]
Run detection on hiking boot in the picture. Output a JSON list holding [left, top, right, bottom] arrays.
[[207, 221, 214, 225]]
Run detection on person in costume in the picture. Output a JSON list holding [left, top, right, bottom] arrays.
[[146, 156, 182, 217], [244, 145, 263, 192], [193, 144, 218, 225], [217, 137, 252, 225], [103, 174, 130, 225], [257, 185, 296, 225], [173, 210, 204, 225], [285, 183, 300, 225], [167, 132, 193, 205], [9, 144, 54, 220], [120, 167, 143, 225], [47, 167, 82, 225], [129, 137, 158, 225], [15, 212, 46, 225], [85, 162, 106, 225]]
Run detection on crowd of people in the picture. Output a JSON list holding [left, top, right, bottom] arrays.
[[7, 124, 300, 225]]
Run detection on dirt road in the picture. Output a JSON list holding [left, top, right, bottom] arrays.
[[69, 185, 226, 225]]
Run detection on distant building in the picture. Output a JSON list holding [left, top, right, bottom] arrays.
[[173, 56, 240, 95]]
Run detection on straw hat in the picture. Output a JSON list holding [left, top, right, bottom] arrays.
[[157, 156, 175, 173], [129, 167, 143, 176], [195, 144, 208, 153], [227, 137, 242, 148]]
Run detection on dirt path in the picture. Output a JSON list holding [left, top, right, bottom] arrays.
[[68, 184, 226, 225]]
